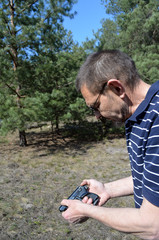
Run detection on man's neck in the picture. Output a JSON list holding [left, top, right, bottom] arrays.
[[127, 80, 151, 116]]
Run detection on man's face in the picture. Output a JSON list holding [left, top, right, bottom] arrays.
[[81, 84, 129, 122]]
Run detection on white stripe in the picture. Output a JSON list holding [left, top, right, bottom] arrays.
[[146, 109, 159, 115], [131, 132, 144, 140], [129, 149, 142, 158], [129, 154, 144, 167], [144, 160, 159, 167], [145, 144, 159, 148], [133, 176, 143, 184], [134, 185, 142, 190], [145, 152, 159, 157], [132, 125, 149, 132], [152, 124, 159, 128], [148, 135, 159, 139], [133, 167, 143, 175], [134, 199, 141, 207], [128, 146, 143, 158], [126, 138, 143, 148], [143, 174, 159, 187], [139, 119, 153, 123], [144, 184, 159, 194], [150, 102, 159, 105], [144, 165, 159, 176], [134, 191, 143, 199]]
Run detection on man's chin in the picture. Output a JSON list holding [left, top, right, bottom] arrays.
[[98, 115, 125, 123]]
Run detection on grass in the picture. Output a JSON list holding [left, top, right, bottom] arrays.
[[0, 123, 138, 240]]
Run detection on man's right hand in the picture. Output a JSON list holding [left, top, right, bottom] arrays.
[[81, 179, 111, 206]]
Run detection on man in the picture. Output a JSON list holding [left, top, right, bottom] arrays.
[[61, 50, 159, 239]]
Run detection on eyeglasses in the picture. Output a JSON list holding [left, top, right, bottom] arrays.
[[89, 83, 107, 112]]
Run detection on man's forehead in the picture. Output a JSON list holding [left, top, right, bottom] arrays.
[[81, 84, 94, 98], [81, 84, 98, 105]]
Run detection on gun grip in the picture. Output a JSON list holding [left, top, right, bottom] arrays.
[[86, 192, 99, 205]]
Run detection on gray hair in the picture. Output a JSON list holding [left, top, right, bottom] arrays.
[[76, 50, 140, 94]]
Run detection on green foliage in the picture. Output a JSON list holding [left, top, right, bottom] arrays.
[[0, 0, 85, 141], [100, 0, 159, 84], [94, 18, 120, 51], [62, 121, 105, 141], [1, 0, 158, 143], [61, 120, 125, 142], [82, 18, 120, 52]]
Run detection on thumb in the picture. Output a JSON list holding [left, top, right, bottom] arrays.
[[81, 179, 89, 186], [61, 199, 71, 206]]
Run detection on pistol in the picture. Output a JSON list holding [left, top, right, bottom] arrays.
[[59, 185, 99, 212]]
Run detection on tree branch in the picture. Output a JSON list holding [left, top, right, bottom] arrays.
[[7, 49, 14, 61], [19, 0, 38, 14], [5, 83, 21, 98], [7, 0, 11, 7], [16, 27, 22, 34]]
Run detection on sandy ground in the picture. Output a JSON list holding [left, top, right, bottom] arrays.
[[0, 128, 138, 240]]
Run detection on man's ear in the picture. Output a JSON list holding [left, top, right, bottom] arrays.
[[107, 79, 125, 99]]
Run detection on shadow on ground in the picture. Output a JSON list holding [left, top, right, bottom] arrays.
[[0, 122, 138, 240]]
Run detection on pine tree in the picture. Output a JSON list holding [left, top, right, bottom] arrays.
[[101, 0, 159, 84], [0, 0, 77, 146], [94, 18, 120, 51], [30, 44, 88, 131]]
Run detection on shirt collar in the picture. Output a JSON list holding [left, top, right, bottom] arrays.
[[126, 80, 159, 123]]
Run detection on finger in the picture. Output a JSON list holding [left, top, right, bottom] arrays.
[[82, 196, 89, 203], [61, 199, 69, 206], [87, 198, 93, 205], [82, 196, 93, 204], [81, 179, 89, 186], [62, 210, 69, 219]]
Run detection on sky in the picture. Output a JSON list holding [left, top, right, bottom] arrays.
[[63, 0, 109, 45]]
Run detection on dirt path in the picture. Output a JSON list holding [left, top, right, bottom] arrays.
[[0, 130, 138, 240]]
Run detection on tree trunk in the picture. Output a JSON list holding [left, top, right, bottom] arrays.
[[19, 130, 27, 147], [55, 115, 59, 131], [10, 0, 27, 146]]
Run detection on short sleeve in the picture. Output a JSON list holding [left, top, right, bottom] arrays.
[[142, 115, 159, 207]]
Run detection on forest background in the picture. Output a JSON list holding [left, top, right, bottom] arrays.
[[0, 0, 159, 146], [0, 1, 159, 239]]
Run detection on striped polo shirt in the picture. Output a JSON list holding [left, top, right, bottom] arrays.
[[125, 80, 159, 208]]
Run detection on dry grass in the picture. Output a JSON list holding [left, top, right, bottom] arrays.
[[0, 126, 138, 240]]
